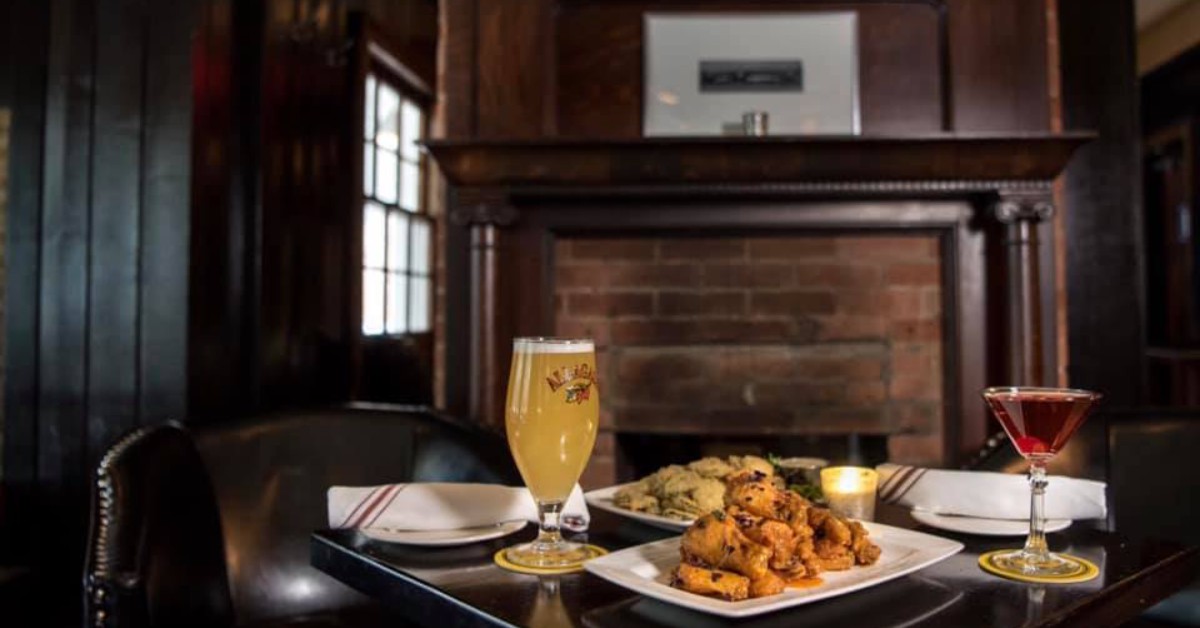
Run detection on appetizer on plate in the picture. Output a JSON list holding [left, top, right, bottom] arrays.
[[670, 470, 881, 601], [612, 455, 776, 521]]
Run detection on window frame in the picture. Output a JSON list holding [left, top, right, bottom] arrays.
[[358, 48, 434, 340]]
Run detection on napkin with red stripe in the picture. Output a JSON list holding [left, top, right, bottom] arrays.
[[876, 464, 1107, 520], [327, 483, 590, 531]]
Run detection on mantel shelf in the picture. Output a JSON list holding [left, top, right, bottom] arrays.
[[424, 133, 1095, 188]]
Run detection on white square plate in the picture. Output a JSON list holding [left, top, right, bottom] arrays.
[[584, 484, 692, 532], [584, 521, 963, 618]]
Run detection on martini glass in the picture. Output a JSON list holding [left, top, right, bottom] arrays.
[[981, 386, 1101, 578]]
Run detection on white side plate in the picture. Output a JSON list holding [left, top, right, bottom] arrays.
[[910, 510, 1071, 537], [584, 484, 693, 532], [584, 521, 963, 619], [358, 520, 527, 547]]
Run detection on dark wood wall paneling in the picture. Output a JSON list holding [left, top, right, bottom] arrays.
[[948, 0, 1051, 132], [2, 0, 52, 566], [1141, 42, 1200, 404], [354, 0, 439, 91], [440, 0, 478, 138], [189, 0, 254, 418], [439, 0, 478, 417], [37, 4, 95, 592], [258, 0, 352, 408], [188, 0, 439, 419], [1, 0, 198, 614], [1058, 0, 1144, 405], [477, 0, 557, 137], [3, 0, 438, 605], [140, 0, 195, 421]]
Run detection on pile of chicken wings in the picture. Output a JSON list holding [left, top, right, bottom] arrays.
[[670, 470, 881, 601]]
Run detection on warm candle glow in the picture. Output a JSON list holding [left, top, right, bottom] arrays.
[[836, 469, 864, 492], [820, 467, 879, 521]]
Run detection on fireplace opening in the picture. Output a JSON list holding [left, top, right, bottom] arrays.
[[552, 234, 946, 488]]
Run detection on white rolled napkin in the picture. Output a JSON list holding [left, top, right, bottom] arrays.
[[327, 483, 589, 531], [876, 464, 1107, 520]]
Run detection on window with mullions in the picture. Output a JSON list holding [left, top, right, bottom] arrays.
[[362, 71, 431, 336]]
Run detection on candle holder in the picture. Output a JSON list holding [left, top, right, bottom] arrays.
[[775, 457, 828, 487], [820, 466, 878, 521]]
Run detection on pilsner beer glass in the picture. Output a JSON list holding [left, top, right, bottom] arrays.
[[503, 337, 600, 568]]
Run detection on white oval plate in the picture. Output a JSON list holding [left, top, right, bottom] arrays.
[[585, 521, 963, 619], [358, 520, 527, 546], [911, 510, 1071, 536], [584, 484, 693, 532]]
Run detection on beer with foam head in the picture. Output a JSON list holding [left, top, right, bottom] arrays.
[[505, 338, 599, 504]]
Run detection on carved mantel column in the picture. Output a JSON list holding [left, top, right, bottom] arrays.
[[450, 189, 518, 428], [993, 187, 1055, 386]]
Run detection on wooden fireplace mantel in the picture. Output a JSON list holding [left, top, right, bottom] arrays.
[[425, 133, 1093, 187], [426, 133, 1094, 463]]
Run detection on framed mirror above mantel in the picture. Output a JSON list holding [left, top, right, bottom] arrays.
[[426, 133, 1091, 472]]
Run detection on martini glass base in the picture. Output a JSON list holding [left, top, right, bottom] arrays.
[[504, 540, 596, 569], [984, 549, 1090, 579]]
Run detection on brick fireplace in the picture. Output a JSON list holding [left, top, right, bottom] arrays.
[[553, 235, 944, 487], [429, 135, 1087, 493]]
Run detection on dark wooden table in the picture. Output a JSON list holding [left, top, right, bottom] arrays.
[[311, 505, 1198, 628]]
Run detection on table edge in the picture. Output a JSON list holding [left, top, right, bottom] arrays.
[[311, 526, 1200, 628], [311, 532, 524, 628], [1035, 544, 1200, 628]]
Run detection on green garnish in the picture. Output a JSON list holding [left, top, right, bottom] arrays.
[[789, 483, 824, 502]]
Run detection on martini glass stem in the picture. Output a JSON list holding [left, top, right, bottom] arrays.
[[1024, 461, 1050, 563], [536, 500, 565, 546]]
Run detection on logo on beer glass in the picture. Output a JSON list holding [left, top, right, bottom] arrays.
[[546, 363, 597, 404]]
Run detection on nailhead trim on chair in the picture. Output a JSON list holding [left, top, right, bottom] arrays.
[[87, 425, 161, 628]]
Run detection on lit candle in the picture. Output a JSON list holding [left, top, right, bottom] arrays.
[[820, 466, 879, 521]]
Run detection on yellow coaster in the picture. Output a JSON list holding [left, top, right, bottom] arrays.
[[978, 550, 1100, 584], [493, 545, 609, 575]]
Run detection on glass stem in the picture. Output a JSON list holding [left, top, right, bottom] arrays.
[[536, 500, 564, 546], [1024, 461, 1050, 563]]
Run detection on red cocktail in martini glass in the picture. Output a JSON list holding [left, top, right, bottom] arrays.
[[981, 386, 1102, 579]]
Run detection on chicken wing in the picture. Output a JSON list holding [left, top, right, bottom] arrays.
[[729, 507, 804, 575], [796, 536, 822, 577], [749, 570, 787, 598], [725, 470, 782, 518], [680, 512, 772, 580], [813, 538, 855, 571], [848, 520, 882, 566], [726, 471, 814, 540], [809, 507, 852, 546], [670, 563, 750, 601]]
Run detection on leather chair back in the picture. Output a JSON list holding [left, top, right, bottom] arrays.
[[1108, 411, 1200, 546], [84, 423, 233, 628], [190, 406, 518, 626], [84, 407, 519, 628]]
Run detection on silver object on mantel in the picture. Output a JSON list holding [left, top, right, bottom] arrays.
[[742, 111, 769, 136]]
